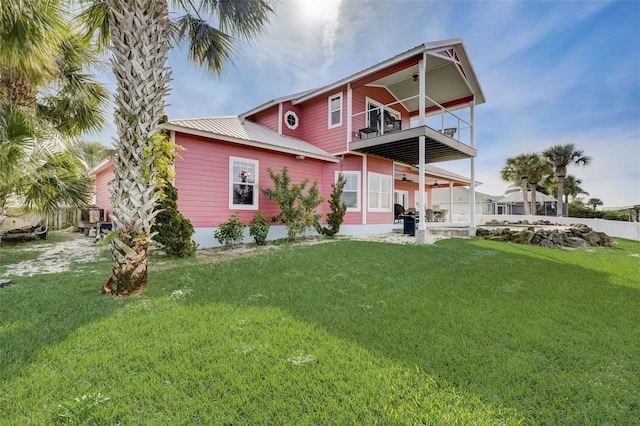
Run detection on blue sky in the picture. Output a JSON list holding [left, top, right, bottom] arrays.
[[93, 0, 640, 207]]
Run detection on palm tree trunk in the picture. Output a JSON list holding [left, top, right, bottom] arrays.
[[522, 178, 530, 215], [556, 167, 566, 217], [529, 183, 537, 215], [106, 0, 171, 295], [0, 67, 38, 110]]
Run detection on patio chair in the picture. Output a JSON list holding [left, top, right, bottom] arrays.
[[442, 128, 457, 138], [394, 204, 405, 223], [436, 209, 447, 222], [425, 209, 436, 222]]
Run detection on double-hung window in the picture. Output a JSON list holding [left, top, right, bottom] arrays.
[[229, 157, 258, 210], [336, 171, 360, 211], [368, 172, 392, 211], [328, 93, 342, 128]]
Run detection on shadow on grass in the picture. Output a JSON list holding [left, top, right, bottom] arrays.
[[157, 238, 639, 423], [0, 261, 117, 382]]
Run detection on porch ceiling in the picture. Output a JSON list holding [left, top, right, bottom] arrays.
[[371, 62, 472, 114], [349, 126, 476, 166]]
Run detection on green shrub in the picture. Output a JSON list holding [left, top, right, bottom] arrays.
[[249, 212, 271, 245], [602, 210, 631, 221], [260, 167, 323, 242], [152, 183, 197, 257], [316, 173, 347, 238], [214, 214, 245, 249], [569, 203, 630, 221]]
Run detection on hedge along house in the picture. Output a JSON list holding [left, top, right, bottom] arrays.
[[92, 38, 485, 247]]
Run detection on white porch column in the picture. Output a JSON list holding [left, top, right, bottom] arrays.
[[417, 56, 426, 232], [449, 181, 454, 222], [469, 99, 476, 234], [416, 53, 432, 244]]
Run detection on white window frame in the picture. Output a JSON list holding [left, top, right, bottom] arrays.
[[394, 190, 409, 209], [328, 92, 343, 129], [284, 111, 299, 130], [365, 97, 401, 130], [336, 171, 360, 212], [229, 156, 259, 210], [368, 172, 392, 212]]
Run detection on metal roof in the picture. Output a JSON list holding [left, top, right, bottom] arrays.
[[497, 191, 557, 204], [164, 117, 339, 162], [241, 38, 485, 118]]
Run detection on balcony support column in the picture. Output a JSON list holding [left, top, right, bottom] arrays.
[[415, 54, 433, 244], [469, 99, 477, 235]]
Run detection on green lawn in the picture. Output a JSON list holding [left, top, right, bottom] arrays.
[[1, 236, 639, 425]]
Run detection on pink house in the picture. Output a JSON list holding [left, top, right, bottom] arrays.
[[93, 38, 486, 247]]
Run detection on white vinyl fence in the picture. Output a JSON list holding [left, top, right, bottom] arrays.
[[448, 214, 640, 241]]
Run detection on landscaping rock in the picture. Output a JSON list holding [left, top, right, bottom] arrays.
[[477, 222, 614, 249]]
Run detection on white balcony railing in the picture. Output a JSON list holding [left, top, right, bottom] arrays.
[[351, 94, 472, 146]]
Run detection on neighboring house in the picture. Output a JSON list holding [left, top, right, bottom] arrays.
[[431, 186, 500, 219], [93, 38, 486, 247], [496, 191, 558, 215]]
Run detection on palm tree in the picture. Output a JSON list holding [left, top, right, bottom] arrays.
[[543, 174, 589, 206], [0, 1, 107, 220], [77, 0, 275, 295], [543, 144, 592, 217], [525, 153, 552, 215], [588, 198, 603, 210], [500, 153, 538, 215]]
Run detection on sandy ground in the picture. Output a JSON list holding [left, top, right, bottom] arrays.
[[1, 231, 433, 278], [2, 234, 104, 277]]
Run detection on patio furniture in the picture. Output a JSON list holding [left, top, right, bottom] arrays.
[[403, 215, 418, 236], [394, 204, 405, 223], [384, 116, 402, 133], [425, 209, 436, 222], [358, 127, 379, 139], [442, 128, 457, 138], [435, 209, 447, 222]]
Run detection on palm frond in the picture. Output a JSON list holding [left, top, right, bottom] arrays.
[[74, 0, 112, 51], [174, 14, 234, 73], [21, 150, 92, 216]]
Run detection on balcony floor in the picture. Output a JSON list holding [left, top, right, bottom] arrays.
[[350, 125, 476, 165]]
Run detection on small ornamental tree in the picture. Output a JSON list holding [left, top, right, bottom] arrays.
[[151, 182, 196, 257], [316, 173, 347, 238], [261, 167, 323, 242]]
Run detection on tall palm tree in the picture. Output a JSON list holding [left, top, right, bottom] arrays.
[[77, 0, 275, 295], [500, 153, 538, 215], [0, 1, 107, 220], [543, 174, 589, 206], [543, 144, 592, 217], [525, 153, 552, 215]]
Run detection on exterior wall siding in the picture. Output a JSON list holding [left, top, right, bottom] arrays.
[[301, 85, 348, 154], [280, 100, 304, 139], [175, 133, 327, 228], [94, 164, 114, 221], [250, 105, 279, 133], [321, 154, 364, 225]]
